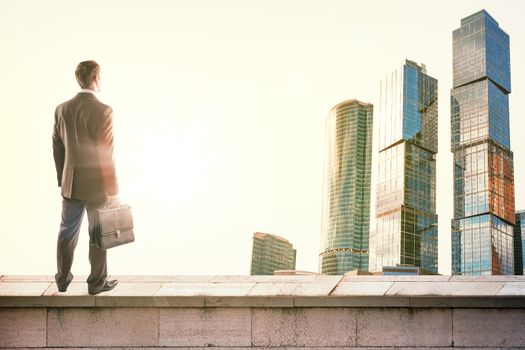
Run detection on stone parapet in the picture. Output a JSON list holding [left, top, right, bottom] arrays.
[[1, 275, 525, 348]]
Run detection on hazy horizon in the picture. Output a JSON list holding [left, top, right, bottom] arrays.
[[2, 0, 525, 276]]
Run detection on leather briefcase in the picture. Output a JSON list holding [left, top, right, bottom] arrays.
[[94, 204, 135, 249]]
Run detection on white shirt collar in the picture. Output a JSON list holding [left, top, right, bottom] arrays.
[[80, 88, 97, 95]]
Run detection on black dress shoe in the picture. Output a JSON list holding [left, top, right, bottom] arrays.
[[57, 280, 72, 292], [56, 273, 73, 292], [88, 279, 118, 295]]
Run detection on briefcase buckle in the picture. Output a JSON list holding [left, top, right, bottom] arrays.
[[115, 229, 121, 238]]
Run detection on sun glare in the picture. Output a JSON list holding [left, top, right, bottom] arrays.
[[114, 101, 230, 214]]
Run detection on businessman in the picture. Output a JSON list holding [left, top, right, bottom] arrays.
[[52, 60, 119, 295]]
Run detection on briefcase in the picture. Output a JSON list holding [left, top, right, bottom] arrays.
[[94, 204, 135, 249]]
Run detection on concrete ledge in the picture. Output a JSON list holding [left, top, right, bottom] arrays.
[[1, 276, 525, 348], [1, 275, 525, 308]]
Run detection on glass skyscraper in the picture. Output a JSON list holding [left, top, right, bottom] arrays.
[[250, 232, 296, 275], [514, 211, 525, 275], [320, 99, 373, 274], [370, 60, 438, 274], [451, 10, 516, 275]]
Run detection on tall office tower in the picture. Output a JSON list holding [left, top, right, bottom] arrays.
[[513, 211, 524, 275], [370, 60, 438, 274], [250, 232, 296, 275], [319, 99, 373, 274], [451, 10, 516, 275]]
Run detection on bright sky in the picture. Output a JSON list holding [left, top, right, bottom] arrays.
[[1, 0, 524, 276]]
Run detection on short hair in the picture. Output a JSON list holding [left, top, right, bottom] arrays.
[[75, 60, 100, 88]]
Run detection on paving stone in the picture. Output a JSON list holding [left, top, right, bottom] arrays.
[[212, 275, 315, 283], [159, 307, 251, 346], [449, 275, 525, 282], [2, 281, 94, 306], [0, 275, 89, 283], [113, 275, 216, 283], [453, 309, 525, 347], [0, 308, 46, 347], [252, 307, 356, 347], [47, 307, 159, 346], [342, 275, 451, 282], [356, 308, 452, 346], [247, 282, 299, 296], [293, 275, 343, 296], [386, 281, 504, 296], [497, 282, 525, 296], [0, 275, 55, 282], [43, 282, 89, 296], [332, 281, 393, 296], [39, 282, 163, 304], [99, 282, 162, 296], [42, 281, 205, 306], [0, 282, 51, 296], [156, 282, 255, 296]]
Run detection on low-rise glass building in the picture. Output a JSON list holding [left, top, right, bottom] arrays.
[[250, 232, 296, 275]]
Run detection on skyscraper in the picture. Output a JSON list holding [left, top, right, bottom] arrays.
[[250, 232, 296, 275], [370, 60, 438, 274], [451, 10, 516, 275], [320, 99, 373, 274], [514, 211, 525, 275]]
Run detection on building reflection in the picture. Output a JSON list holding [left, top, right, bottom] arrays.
[[320, 100, 373, 274], [370, 60, 438, 274], [451, 10, 516, 275], [250, 232, 296, 275]]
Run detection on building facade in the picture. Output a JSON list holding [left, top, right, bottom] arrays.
[[514, 211, 525, 275], [319, 99, 373, 274], [250, 232, 296, 275], [370, 60, 438, 274], [451, 10, 516, 275]]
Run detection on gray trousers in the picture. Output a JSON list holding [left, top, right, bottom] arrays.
[[55, 197, 107, 292]]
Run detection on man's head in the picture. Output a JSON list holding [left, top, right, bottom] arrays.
[[75, 60, 101, 91]]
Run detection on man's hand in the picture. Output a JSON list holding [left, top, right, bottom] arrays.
[[106, 195, 120, 208]]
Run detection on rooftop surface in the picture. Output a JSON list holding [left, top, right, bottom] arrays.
[[1, 275, 525, 308]]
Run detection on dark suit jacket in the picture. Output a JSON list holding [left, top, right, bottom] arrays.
[[53, 92, 118, 202]]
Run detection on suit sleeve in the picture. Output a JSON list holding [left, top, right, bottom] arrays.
[[52, 107, 65, 187], [97, 107, 119, 196]]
